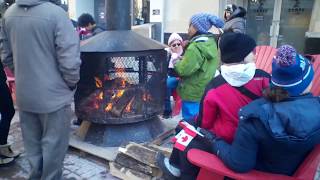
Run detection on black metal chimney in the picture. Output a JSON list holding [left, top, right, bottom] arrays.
[[106, 0, 131, 31], [80, 0, 165, 53]]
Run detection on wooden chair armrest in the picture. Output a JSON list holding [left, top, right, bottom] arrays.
[[187, 149, 297, 180]]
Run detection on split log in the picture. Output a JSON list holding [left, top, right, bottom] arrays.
[[110, 88, 136, 117], [109, 162, 153, 180], [75, 121, 92, 140], [119, 142, 158, 168], [146, 144, 172, 158], [115, 153, 161, 177]]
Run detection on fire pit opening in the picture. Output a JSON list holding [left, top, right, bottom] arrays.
[[75, 51, 167, 125]]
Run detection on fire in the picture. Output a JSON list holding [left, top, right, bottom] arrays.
[[105, 103, 113, 112], [95, 77, 103, 88], [143, 93, 151, 102], [116, 90, 125, 98], [121, 79, 126, 88], [124, 98, 134, 113], [98, 92, 103, 100]]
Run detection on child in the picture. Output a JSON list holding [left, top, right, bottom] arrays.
[[173, 13, 224, 121]]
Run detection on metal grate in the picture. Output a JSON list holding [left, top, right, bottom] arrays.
[[75, 51, 167, 124]]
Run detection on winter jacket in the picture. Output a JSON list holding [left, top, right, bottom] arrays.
[[174, 34, 219, 102], [198, 69, 270, 143], [0, 62, 6, 83], [0, 0, 81, 113], [214, 94, 320, 175], [223, 7, 246, 33], [81, 26, 104, 40]]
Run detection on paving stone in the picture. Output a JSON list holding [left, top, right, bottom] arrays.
[[1, 111, 119, 180]]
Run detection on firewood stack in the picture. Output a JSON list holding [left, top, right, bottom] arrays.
[[109, 142, 172, 180]]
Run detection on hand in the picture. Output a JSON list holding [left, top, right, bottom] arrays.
[[69, 85, 77, 91], [197, 128, 217, 144]]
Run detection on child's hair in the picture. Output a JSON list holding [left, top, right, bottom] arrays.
[[263, 86, 290, 102], [78, 13, 96, 28]]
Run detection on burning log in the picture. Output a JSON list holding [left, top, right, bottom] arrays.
[[77, 76, 157, 120], [110, 88, 136, 117]]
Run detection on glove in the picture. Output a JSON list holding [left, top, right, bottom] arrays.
[[69, 85, 77, 91], [197, 128, 217, 145]]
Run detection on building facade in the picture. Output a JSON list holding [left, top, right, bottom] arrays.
[[68, 0, 320, 53]]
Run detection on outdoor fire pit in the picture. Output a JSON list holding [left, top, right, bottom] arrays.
[[74, 0, 167, 147]]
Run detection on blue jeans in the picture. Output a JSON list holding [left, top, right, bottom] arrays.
[[164, 76, 179, 113], [182, 101, 200, 122]]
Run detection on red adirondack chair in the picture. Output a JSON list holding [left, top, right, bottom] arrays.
[[187, 144, 320, 180], [308, 54, 320, 96], [255, 45, 277, 74], [255, 46, 320, 96]]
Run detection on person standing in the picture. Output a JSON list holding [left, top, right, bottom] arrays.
[[0, 62, 17, 165], [223, 4, 246, 33], [173, 13, 223, 121], [0, 0, 81, 179], [0, 0, 19, 166]]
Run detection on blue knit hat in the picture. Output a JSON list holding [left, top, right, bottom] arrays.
[[190, 13, 224, 34], [271, 45, 314, 96]]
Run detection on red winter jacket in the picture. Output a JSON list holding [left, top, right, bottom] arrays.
[[198, 69, 270, 143]]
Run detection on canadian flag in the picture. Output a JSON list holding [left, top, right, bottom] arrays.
[[172, 121, 203, 151]]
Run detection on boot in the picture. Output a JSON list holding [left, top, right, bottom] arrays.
[[0, 156, 14, 166], [0, 143, 20, 158]]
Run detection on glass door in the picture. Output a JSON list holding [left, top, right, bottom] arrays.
[[246, 0, 276, 46], [246, 0, 315, 53], [277, 0, 315, 53]]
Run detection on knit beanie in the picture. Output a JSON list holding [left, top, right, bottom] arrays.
[[219, 32, 256, 64], [168, 33, 183, 46], [225, 4, 237, 13], [190, 13, 224, 34], [271, 45, 314, 96]]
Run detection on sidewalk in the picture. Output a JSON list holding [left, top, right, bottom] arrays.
[[3, 111, 320, 180], [0, 112, 119, 180]]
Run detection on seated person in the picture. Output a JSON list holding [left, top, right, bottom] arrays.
[[163, 33, 184, 118], [157, 32, 270, 180], [77, 13, 104, 40], [203, 45, 320, 176]]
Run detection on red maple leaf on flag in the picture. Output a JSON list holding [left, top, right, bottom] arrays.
[[182, 136, 188, 142]]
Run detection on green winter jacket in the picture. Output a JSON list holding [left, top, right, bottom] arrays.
[[174, 34, 219, 102]]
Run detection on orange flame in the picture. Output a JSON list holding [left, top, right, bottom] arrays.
[[95, 77, 103, 88], [125, 98, 134, 113], [143, 93, 152, 102], [98, 92, 103, 100], [121, 79, 126, 88], [116, 90, 125, 98], [105, 103, 113, 112], [143, 94, 147, 101]]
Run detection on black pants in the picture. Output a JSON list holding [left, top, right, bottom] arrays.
[[0, 80, 15, 145], [169, 138, 213, 180]]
